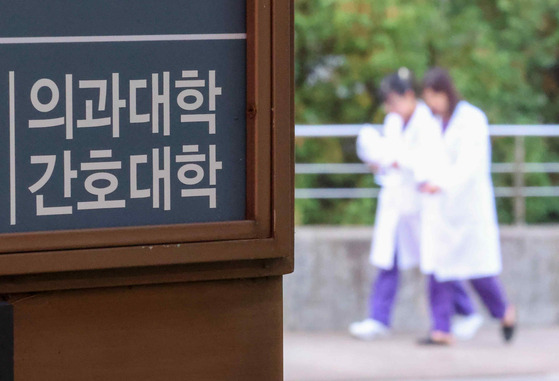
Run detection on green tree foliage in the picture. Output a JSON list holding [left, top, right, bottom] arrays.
[[295, 0, 559, 225]]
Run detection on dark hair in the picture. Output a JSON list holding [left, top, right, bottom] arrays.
[[379, 67, 416, 102], [422, 67, 461, 115]]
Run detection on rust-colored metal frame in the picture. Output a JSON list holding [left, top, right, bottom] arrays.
[[0, 0, 293, 292]]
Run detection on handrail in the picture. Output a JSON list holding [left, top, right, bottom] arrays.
[[296, 162, 559, 174], [295, 124, 559, 137], [295, 187, 559, 199], [294, 124, 559, 225]]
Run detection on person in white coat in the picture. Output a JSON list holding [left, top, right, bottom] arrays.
[[418, 67, 516, 345], [349, 69, 480, 340]]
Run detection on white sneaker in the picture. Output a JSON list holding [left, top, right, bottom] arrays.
[[452, 313, 484, 341], [348, 319, 390, 340]]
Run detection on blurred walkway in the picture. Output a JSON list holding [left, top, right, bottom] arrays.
[[284, 327, 559, 381]]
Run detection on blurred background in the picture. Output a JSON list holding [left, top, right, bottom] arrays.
[[285, 1, 559, 380]]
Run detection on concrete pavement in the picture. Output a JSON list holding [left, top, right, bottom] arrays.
[[284, 327, 559, 381]]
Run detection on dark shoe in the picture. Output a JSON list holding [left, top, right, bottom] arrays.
[[502, 324, 516, 343], [501, 305, 517, 343]]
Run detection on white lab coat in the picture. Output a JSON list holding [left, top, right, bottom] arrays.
[[356, 102, 438, 270], [420, 101, 502, 281]]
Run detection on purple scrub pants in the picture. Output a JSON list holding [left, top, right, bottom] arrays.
[[368, 256, 475, 327], [429, 275, 508, 333]]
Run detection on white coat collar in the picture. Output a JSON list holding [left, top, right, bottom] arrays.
[[440, 100, 467, 139], [399, 101, 430, 137]]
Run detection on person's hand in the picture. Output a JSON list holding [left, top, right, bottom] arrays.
[[368, 163, 380, 174], [419, 182, 441, 194]]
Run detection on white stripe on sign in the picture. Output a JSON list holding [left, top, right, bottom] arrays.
[[9, 71, 16, 225], [0, 33, 247, 44]]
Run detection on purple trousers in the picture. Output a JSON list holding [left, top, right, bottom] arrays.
[[429, 275, 508, 333], [368, 257, 475, 327]]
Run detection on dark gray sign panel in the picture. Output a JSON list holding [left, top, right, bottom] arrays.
[[0, 0, 246, 233]]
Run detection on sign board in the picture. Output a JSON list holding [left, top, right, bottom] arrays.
[[0, 0, 293, 290], [1, 0, 247, 234]]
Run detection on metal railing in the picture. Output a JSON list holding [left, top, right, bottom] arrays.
[[295, 124, 559, 225]]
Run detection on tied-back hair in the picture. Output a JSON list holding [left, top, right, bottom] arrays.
[[422, 67, 461, 115], [379, 67, 416, 102]]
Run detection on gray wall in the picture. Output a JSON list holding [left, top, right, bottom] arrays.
[[284, 226, 559, 332]]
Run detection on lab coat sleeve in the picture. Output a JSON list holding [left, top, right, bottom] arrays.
[[432, 112, 490, 191], [356, 126, 383, 164], [356, 115, 399, 169]]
